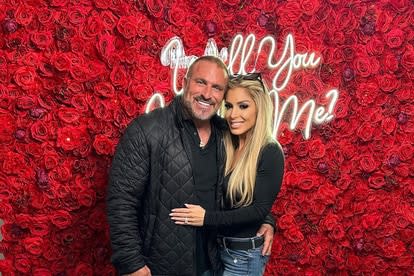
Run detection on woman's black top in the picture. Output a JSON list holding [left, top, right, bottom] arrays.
[[204, 143, 285, 237]]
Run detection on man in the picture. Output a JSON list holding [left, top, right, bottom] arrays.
[[107, 56, 274, 275]]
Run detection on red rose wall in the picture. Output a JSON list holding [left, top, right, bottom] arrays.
[[0, 0, 413, 275]]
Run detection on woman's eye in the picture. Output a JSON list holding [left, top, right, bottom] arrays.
[[239, 104, 248, 109], [224, 103, 232, 109]]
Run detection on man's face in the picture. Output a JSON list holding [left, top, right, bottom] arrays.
[[183, 60, 227, 121]]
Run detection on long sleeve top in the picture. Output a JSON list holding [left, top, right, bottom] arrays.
[[203, 143, 284, 237]]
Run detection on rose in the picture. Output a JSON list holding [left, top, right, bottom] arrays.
[[31, 31, 53, 50], [100, 10, 117, 30], [378, 73, 400, 93], [278, 214, 296, 230], [292, 141, 308, 157], [32, 268, 52, 276], [0, 113, 15, 144], [378, 238, 406, 258], [2, 152, 25, 175], [57, 126, 90, 151], [359, 155, 378, 173], [51, 52, 71, 72], [14, 255, 31, 273], [13, 67, 37, 90], [284, 226, 305, 243], [82, 13, 103, 38], [14, 4, 34, 26], [384, 28, 405, 48], [362, 212, 383, 230], [94, 0, 111, 9], [336, 8, 358, 33], [30, 121, 49, 142], [353, 54, 380, 78], [77, 189, 96, 207], [356, 122, 376, 142], [110, 65, 129, 89], [277, 2, 302, 26], [321, 213, 339, 231], [50, 210, 73, 229], [94, 82, 115, 98], [315, 184, 340, 204], [117, 16, 140, 39], [23, 236, 44, 255], [308, 139, 326, 159], [366, 36, 384, 56], [371, 173, 390, 191], [383, 52, 399, 72], [145, 0, 163, 18], [87, 207, 106, 230], [165, 6, 188, 27], [381, 117, 396, 134], [398, 143, 413, 161], [74, 263, 94, 276], [300, 0, 320, 16], [401, 45, 414, 71], [93, 134, 115, 155]]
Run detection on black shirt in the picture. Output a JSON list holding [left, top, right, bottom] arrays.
[[182, 116, 217, 274], [204, 143, 284, 238]]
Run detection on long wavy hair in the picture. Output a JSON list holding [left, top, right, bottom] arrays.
[[223, 76, 276, 208]]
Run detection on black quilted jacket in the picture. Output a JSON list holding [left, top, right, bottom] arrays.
[[107, 96, 227, 275]]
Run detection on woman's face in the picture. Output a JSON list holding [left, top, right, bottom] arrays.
[[224, 87, 257, 137]]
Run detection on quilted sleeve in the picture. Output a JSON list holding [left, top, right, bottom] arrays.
[[107, 119, 149, 274]]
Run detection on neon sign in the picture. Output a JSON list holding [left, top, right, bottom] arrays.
[[146, 34, 339, 140]]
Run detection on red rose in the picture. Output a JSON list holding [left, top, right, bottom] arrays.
[[321, 213, 339, 231], [381, 117, 396, 134], [329, 224, 345, 240], [2, 151, 25, 175], [383, 52, 399, 72], [348, 226, 364, 240], [31, 31, 53, 50], [74, 263, 94, 276], [32, 268, 52, 276], [82, 13, 103, 38], [315, 184, 340, 204], [121, 96, 138, 117], [117, 16, 140, 39], [300, 0, 320, 16], [398, 143, 413, 161], [50, 210, 73, 229], [96, 34, 116, 60], [14, 254, 31, 273], [362, 212, 383, 230], [93, 134, 115, 155], [51, 52, 71, 72], [100, 10, 118, 30], [278, 214, 296, 230], [13, 67, 37, 90], [378, 238, 406, 258], [57, 108, 81, 124], [308, 139, 326, 159], [284, 226, 304, 243], [57, 126, 90, 151], [15, 4, 34, 26], [353, 54, 380, 78], [145, 0, 164, 18], [401, 45, 414, 71], [277, 2, 302, 26], [94, 0, 111, 9], [385, 29, 405, 48], [366, 36, 385, 56], [87, 207, 106, 230], [94, 82, 115, 98], [77, 189, 96, 207], [50, 0, 69, 7], [356, 122, 376, 142], [359, 155, 378, 173], [0, 113, 15, 144], [23, 237, 43, 255], [292, 141, 309, 157], [336, 8, 358, 34], [378, 73, 400, 93], [110, 65, 129, 89], [30, 121, 49, 142], [395, 87, 412, 102], [368, 172, 386, 189], [29, 215, 50, 236]]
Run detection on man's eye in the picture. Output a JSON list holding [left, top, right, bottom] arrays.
[[196, 80, 204, 84]]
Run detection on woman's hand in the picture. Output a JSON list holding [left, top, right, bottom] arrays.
[[170, 204, 206, 226]]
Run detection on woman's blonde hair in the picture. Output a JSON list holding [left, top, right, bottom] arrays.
[[224, 75, 275, 208]]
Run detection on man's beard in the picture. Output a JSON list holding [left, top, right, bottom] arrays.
[[182, 96, 216, 121]]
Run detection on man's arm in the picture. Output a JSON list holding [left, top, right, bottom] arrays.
[[107, 120, 150, 274]]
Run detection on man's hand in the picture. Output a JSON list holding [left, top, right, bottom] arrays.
[[125, 266, 151, 276], [256, 223, 274, 256]]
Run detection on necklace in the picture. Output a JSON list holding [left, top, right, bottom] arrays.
[[199, 141, 206, 148]]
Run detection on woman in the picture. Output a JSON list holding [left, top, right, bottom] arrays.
[[170, 73, 284, 276]]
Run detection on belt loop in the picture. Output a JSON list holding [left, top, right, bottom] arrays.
[[222, 237, 227, 250], [251, 237, 256, 249]]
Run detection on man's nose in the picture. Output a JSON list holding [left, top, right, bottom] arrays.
[[201, 86, 213, 99]]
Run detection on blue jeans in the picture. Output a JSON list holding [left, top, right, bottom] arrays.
[[219, 240, 269, 276]]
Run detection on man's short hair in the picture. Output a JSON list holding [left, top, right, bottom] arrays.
[[185, 56, 229, 79]]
